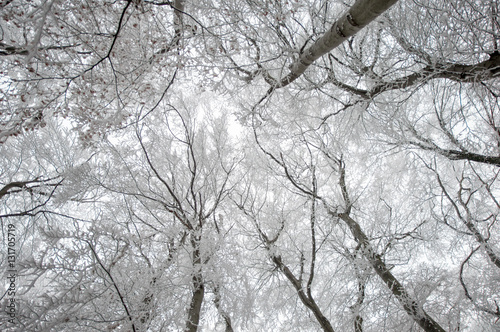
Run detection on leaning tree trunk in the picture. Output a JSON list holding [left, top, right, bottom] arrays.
[[185, 233, 205, 332]]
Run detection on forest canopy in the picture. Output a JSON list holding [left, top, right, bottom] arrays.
[[1, 0, 499, 331]]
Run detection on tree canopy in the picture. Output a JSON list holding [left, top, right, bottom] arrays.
[[1, 0, 499, 331]]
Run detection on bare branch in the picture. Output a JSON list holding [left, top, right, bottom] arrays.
[[86, 240, 137, 332], [278, 0, 399, 87]]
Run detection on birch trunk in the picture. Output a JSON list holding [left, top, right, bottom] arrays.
[[279, 0, 399, 87]]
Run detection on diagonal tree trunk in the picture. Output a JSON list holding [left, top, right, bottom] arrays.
[[271, 254, 336, 332], [278, 0, 399, 87], [327, 52, 500, 98], [331, 164, 445, 332], [213, 285, 234, 332], [336, 212, 445, 332]]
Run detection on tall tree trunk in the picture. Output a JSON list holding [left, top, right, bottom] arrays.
[[173, 0, 185, 46], [213, 285, 234, 332], [271, 254, 336, 332], [331, 162, 444, 332], [279, 0, 399, 87], [337, 213, 445, 332], [185, 234, 205, 332]]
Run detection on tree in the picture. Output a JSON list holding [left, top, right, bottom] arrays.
[[0, 121, 98, 331], [117, 99, 238, 331], [2, 0, 500, 331], [244, 89, 498, 330]]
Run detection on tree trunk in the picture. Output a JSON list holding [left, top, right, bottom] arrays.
[[279, 0, 399, 87], [337, 213, 446, 332], [185, 234, 205, 332], [271, 254, 336, 332], [213, 285, 234, 332]]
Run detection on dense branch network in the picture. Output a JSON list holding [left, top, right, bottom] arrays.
[[1, 0, 500, 331]]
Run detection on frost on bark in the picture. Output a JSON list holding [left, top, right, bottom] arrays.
[[336, 213, 446, 332], [332, 164, 446, 332], [237, 204, 336, 332], [264, 144, 447, 332], [277, 0, 399, 87], [185, 234, 205, 332], [329, 52, 500, 99]]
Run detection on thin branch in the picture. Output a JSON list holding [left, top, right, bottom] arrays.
[[86, 241, 137, 332]]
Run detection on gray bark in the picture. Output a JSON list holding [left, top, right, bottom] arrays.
[[331, 52, 500, 98], [185, 234, 205, 332], [271, 254, 336, 332], [336, 213, 445, 332], [278, 0, 399, 87]]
